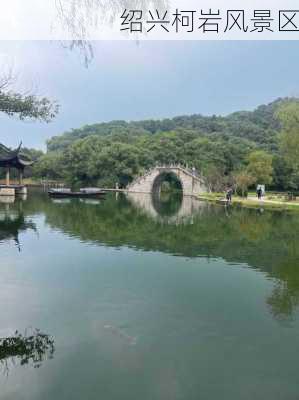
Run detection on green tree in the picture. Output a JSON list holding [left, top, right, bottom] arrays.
[[33, 152, 65, 180], [246, 150, 273, 185], [234, 171, 255, 197], [272, 155, 293, 190], [0, 72, 58, 122], [276, 101, 299, 189], [27, 98, 299, 190]]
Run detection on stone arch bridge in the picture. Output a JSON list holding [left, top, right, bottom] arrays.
[[126, 165, 207, 196]]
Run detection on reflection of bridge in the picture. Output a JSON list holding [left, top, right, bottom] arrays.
[[127, 165, 207, 196], [126, 192, 208, 224]]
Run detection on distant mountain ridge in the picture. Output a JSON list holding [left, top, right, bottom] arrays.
[[47, 97, 297, 153]]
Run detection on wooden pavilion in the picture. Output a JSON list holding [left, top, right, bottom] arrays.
[[0, 143, 33, 196]]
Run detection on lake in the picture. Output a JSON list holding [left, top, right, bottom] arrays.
[[1, 189, 299, 399]]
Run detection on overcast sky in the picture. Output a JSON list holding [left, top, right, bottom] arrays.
[[1, 40, 299, 150]]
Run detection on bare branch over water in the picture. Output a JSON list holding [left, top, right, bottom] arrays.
[[55, 0, 168, 66]]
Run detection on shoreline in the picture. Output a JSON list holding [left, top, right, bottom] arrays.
[[2, 181, 299, 212], [198, 193, 299, 212]]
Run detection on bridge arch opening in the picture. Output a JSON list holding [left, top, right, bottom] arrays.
[[151, 171, 183, 217], [152, 171, 183, 195]]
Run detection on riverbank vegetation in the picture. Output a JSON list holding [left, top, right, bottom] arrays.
[[17, 97, 299, 193]]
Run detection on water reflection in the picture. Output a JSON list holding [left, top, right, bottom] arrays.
[[2, 190, 299, 321], [127, 192, 207, 224], [2, 190, 299, 399], [0, 329, 55, 376], [47, 193, 299, 321], [0, 198, 36, 250]]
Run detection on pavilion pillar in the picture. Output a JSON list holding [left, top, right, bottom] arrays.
[[19, 169, 23, 185], [6, 167, 10, 186]]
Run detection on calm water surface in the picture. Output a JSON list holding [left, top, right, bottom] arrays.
[[0, 190, 299, 399]]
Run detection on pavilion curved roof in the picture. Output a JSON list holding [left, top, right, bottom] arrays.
[[0, 143, 33, 169]]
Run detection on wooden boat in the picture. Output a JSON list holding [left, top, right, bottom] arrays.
[[48, 188, 106, 198]]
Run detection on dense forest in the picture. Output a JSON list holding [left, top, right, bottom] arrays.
[[14, 97, 299, 192]]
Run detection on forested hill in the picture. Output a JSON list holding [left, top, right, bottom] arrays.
[[47, 97, 292, 152], [32, 97, 299, 190]]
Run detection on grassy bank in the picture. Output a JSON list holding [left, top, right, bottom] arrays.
[[198, 192, 299, 212]]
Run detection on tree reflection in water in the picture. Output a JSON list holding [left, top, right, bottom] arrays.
[[0, 329, 55, 376], [44, 194, 299, 322], [0, 200, 37, 251], [3, 190, 299, 322]]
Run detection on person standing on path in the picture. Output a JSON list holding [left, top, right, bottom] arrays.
[[226, 188, 233, 204]]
